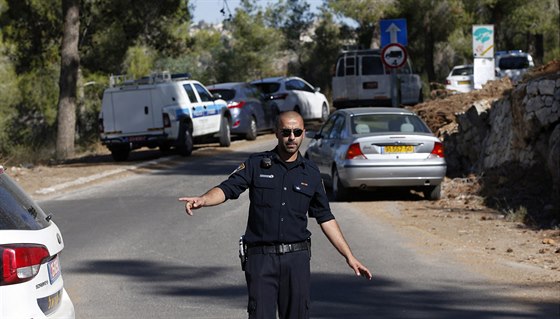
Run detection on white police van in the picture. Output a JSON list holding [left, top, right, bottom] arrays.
[[332, 49, 423, 108], [495, 50, 534, 83], [99, 72, 231, 161]]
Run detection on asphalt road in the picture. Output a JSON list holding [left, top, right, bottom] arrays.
[[39, 136, 557, 318]]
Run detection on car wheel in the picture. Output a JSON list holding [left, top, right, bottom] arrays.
[[332, 168, 349, 201], [110, 145, 130, 162], [321, 103, 329, 122], [424, 184, 441, 200], [177, 124, 193, 156], [219, 116, 231, 147], [246, 116, 257, 141]]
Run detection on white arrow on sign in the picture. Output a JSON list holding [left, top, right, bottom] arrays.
[[386, 23, 401, 44]]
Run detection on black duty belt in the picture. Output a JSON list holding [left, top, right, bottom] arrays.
[[246, 240, 310, 256]]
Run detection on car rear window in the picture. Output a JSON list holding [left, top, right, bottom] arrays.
[[209, 89, 236, 101], [451, 66, 473, 76], [0, 171, 50, 230], [351, 114, 432, 134], [253, 83, 280, 94]]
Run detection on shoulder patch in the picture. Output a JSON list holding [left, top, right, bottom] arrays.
[[231, 163, 245, 175]]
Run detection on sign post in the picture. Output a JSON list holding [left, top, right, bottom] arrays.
[[381, 43, 407, 108], [380, 19, 408, 107], [472, 25, 495, 89]]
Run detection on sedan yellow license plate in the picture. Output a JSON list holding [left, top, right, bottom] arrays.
[[458, 80, 471, 85], [384, 145, 414, 153]]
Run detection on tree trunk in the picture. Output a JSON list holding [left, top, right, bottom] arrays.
[[56, 0, 80, 160]]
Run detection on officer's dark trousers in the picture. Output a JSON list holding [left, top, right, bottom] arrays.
[[245, 250, 310, 319]]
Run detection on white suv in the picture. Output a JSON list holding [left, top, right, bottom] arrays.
[[495, 50, 534, 83], [0, 166, 75, 318], [251, 76, 330, 122]]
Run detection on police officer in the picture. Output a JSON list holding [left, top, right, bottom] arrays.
[[179, 111, 372, 319]]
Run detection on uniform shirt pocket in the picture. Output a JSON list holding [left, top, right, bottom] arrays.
[[253, 176, 276, 207], [292, 182, 314, 212]]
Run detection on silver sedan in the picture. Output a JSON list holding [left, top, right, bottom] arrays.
[[305, 107, 446, 201]]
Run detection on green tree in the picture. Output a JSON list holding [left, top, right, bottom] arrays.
[[299, 7, 347, 96], [326, 0, 396, 49], [79, 0, 191, 74], [396, 0, 465, 82], [215, 1, 284, 81], [465, 0, 560, 64]]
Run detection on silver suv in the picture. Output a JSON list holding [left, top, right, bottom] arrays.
[[495, 50, 534, 83]]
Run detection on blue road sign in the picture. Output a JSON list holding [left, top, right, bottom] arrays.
[[380, 19, 407, 47]]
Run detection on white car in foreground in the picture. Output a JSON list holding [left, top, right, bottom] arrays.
[[0, 166, 75, 318], [251, 76, 329, 122]]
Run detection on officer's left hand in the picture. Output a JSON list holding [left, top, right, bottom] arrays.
[[347, 256, 372, 280]]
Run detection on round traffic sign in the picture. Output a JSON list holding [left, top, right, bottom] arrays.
[[381, 43, 408, 69]]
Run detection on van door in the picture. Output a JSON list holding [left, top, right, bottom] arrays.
[[110, 88, 155, 134], [396, 60, 421, 104], [332, 55, 359, 106], [183, 82, 222, 136], [358, 55, 389, 102]]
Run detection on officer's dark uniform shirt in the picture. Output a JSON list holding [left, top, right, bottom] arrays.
[[217, 148, 335, 245]]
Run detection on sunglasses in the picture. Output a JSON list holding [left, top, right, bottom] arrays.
[[280, 128, 304, 137]]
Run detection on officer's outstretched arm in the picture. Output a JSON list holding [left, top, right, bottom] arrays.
[[320, 219, 373, 280], [179, 187, 226, 216]]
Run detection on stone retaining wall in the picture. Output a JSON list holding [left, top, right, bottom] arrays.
[[443, 73, 560, 222]]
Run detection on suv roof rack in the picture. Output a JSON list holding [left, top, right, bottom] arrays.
[[109, 71, 192, 87]]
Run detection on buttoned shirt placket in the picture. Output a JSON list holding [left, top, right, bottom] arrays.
[[278, 163, 289, 243]]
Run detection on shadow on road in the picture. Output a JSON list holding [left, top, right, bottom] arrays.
[[68, 259, 558, 319]]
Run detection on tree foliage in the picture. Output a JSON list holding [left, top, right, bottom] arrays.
[[0, 0, 558, 164]]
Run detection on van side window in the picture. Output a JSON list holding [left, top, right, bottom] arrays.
[[336, 58, 345, 77], [183, 84, 198, 103], [362, 56, 384, 75], [194, 83, 213, 102], [345, 57, 356, 76]]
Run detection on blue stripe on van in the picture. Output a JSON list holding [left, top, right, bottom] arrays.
[[176, 103, 225, 119]]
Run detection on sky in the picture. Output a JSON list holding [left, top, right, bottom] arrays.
[[191, 0, 324, 24]]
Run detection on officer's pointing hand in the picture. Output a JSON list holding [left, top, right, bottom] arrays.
[[178, 197, 204, 216]]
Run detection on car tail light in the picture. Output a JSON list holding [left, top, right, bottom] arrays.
[[445, 79, 451, 85], [430, 142, 444, 158], [228, 101, 246, 109], [162, 113, 171, 128], [1, 244, 50, 286], [269, 93, 288, 100], [346, 143, 366, 160]]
